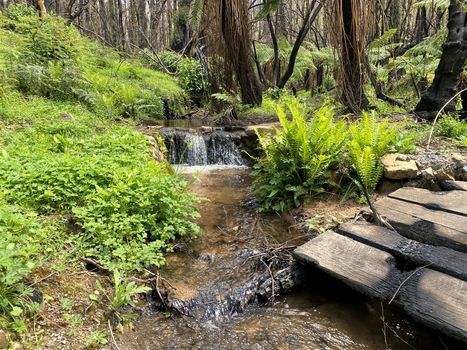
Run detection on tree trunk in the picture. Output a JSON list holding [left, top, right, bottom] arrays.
[[277, 1, 322, 89], [37, 0, 47, 18], [338, 0, 369, 113], [414, 6, 429, 44], [219, 0, 262, 105], [415, 0, 467, 118]]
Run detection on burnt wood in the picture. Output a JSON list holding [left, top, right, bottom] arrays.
[[337, 222, 467, 281], [374, 195, 467, 252], [399, 269, 467, 343], [294, 231, 401, 299], [388, 187, 467, 217]]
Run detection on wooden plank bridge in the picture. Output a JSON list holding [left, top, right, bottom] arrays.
[[294, 181, 467, 343]]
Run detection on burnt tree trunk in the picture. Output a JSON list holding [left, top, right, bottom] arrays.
[[220, 0, 262, 105], [415, 0, 467, 119], [339, 0, 369, 113]]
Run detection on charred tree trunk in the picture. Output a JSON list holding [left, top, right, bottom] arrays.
[[338, 0, 369, 113], [415, 0, 467, 119], [414, 6, 429, 44], [210, 0, 262, 105], [277, 1, 322, 89]]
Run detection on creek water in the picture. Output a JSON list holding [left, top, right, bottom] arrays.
[[118, 165, 452, 350]]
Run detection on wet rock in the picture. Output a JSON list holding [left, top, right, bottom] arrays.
[[257, 264, 308, 301], [244, 123, 277, 136], [382, 153, 419, 180], [196, 254, 215, 263], [0, 330, 8, 349], [200, 126, 213, 133], [452, 153, 466, 167]]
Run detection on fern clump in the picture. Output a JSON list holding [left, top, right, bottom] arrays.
[[252, 103, 348, 211], [348, 112, 396, 193]]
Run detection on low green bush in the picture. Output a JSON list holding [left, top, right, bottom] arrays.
[[0, 203, 50, 332], [436, 114, 467, 140], [0, 126, 200, 272], [252, 104, 348, 211], [157, 51, 209, 104]]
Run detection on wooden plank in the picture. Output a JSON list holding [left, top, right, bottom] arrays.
[[399, 269, 467, 343], [337, 222, 467, 281], [374, 200, 467, 253], [388, 187, 467, 217], [440, 180, 467, 192], [294, 231, 401, 299], [376, 197, 467, 232]]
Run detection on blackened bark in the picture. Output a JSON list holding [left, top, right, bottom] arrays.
[[220, 0, 262, 105], [415, 0, 467, 118], [414, 7, 429, 44], [340, 0, 369, 113], [277, 2, 322, 89]]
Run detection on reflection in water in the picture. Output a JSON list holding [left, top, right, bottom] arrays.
[[118, 167, 453, 350]]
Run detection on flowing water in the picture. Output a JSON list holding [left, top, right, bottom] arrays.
[[117, 129, 458, 349], [161, 129, 244, 166]]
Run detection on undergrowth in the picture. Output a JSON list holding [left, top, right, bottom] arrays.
[[253, 105, 405, 211], [252, 103, 348, 211], [0, 4, 200, 337]]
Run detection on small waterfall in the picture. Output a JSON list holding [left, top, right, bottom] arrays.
[[162, 129, 244, 166], [184, 133, 208, 165]]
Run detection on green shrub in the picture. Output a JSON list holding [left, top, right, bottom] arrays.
[[157, 51, 209, 104], [252, 104, 348, 211], [0, 203, 49, 332], [176, 57, 209, 103], [0, 126, 200, 272], [24, 16, 81, 65], [103, 85, 164, 119], [348, 112, 396, 193], [11, 62, 91, 102], [436, 114, 467, 140], [388, 131, 417, 154], [0, 3, 38, 33]]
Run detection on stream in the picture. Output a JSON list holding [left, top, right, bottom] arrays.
[[118, 128, 455, 350]]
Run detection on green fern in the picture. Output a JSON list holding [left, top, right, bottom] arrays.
[[253, 102, 348, 211], [348, 112, 396, 193]]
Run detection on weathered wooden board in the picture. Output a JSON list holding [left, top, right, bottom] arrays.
[[377, 197, 467, 232], [374, 200, 467, 253], [440, 180, 467, 192], [337, 222, 467, 281], [399, 269, 467, 343], [294, 231, 401, 298], [388, 187, 467, 217]]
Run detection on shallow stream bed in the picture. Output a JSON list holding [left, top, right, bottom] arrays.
[[117, 166, 456, 350]]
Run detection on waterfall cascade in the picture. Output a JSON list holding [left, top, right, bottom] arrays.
[[161, 129, 244, 166]]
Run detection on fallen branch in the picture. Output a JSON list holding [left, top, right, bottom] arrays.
[[426, 88, 467, 150], [388, 263, 432, 305], [108, 320, 121, 350]]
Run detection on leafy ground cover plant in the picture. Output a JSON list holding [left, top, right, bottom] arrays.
[[0, 125, 200, 272], [436, 114, 467, 142], [0, 203, 53, 333]]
